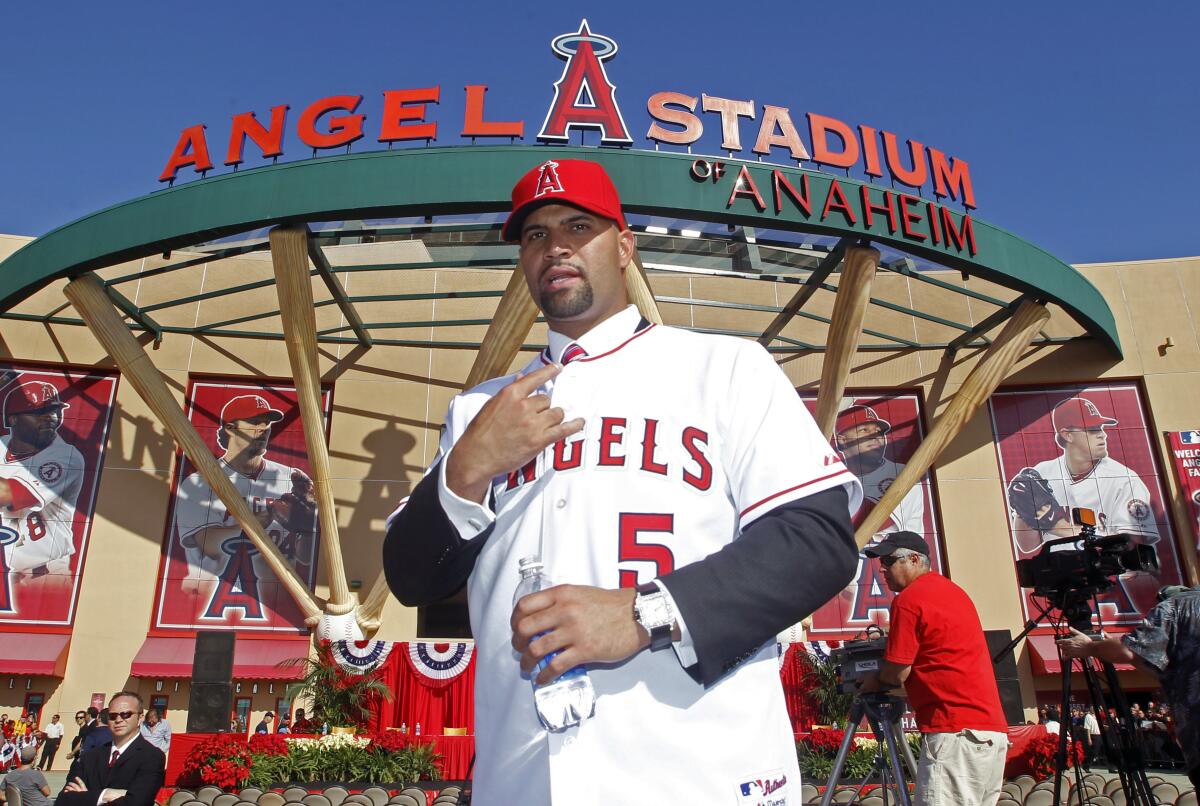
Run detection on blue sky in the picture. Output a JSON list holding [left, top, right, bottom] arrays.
[[1, 1, 1196, 264]]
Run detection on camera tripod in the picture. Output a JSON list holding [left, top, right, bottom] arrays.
[[819, 693, 918, 806], [1001, 596, 1157, 806]]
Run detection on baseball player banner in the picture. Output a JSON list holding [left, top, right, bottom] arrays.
[[1165, 431, 1200, 554], [152, 380, 330, 633], [990, 384, 1185, 628], [0, 364, 117, 626], [800, 393, 944, 637]]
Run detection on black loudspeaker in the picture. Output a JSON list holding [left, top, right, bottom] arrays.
[[187, 682, 233, 733], [985, 629, 1026, 726], [193, 631, 235, 683]]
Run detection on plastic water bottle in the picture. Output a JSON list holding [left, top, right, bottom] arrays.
[[399, 721, 407, 735], [415, 722, 421, 736], [513, 555, 596, 730]]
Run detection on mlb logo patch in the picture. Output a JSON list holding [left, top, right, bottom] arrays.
[[1181, 431, 1200, 444]]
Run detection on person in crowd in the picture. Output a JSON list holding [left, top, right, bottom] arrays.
[[58, 691, 165, 806], [138, 709, 170, 755], [4, 745, 52, 806], [861, 531, 1009, 806], [276, 715, 291, 734], [291, 708, 315, 733], [1082, 707, 1101, 768], [1058, 584, 1200, 788], [1044, 706, 1061, 735], [36, 713, 64, 771], [79, 710, 111, 755], [63, 711, 89, 763], [254, 712, 274, 735]]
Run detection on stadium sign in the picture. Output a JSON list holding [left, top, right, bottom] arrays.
[[159, 21, 975, 210]]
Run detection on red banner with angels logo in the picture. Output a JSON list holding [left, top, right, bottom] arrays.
[[0, 364, 117, 627], [152, 378, 329, 634], [798, 392, 943, 639], [990, 383, 1184, 629]]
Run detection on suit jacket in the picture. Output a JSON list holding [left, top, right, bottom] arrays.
[[58, 735, 166, 806]]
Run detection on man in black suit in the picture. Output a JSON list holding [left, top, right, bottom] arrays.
[[58, 691, 165, 806]]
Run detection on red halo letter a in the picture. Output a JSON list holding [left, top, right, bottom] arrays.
[[537, 20, 632, 145]]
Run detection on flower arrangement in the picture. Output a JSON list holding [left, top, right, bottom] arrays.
[[1022, 734, 1087, 780], [183, 732, 442, 790], [181, 735, 253, 790], [247, 733, 289, 757]]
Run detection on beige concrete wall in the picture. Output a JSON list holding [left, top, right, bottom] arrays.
[[1, 235, 1196, 754]]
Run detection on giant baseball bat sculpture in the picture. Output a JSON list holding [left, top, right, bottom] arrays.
[[814, 245, 879, 439], [269, 226, 354, 616], [64, 273, 323, 623], [854, 299, 1050, 546]]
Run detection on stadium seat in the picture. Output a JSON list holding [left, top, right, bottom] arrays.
[[283, 788, 309, 803], [301, 794, 332, 806], [197, 786, 224, 805], [258, 793, 287, 806], [323, 786, 348, 806]]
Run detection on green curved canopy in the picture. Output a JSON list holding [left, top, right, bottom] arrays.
[[0, 145, 1119, 355]]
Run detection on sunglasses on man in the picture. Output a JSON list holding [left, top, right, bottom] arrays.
[[879, 554, 912, 568], [109, 711, 141, 722]]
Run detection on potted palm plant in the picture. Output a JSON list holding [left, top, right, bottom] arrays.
[[281, 640, 393, 731]]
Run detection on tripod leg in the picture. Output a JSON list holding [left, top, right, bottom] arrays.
[[820, 702, 867, 806], [878, 716, 913, 806], [1094, 659, 1156, 806], [1055, 657, 1073, 806]]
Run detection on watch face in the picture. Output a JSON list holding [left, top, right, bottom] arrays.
[[637, 593, 673, 629]]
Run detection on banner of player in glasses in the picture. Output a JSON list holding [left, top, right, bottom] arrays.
[[0, 365, 117, 626], [800, 393, 944, 639], [990, 384, 1185, 627], [152, 380, 329, 633]]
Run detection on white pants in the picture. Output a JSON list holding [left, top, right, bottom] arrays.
[[914, 729, 1009, 806]]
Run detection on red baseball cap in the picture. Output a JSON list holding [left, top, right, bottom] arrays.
[[502, 158, 627, 242], [4, 381, 69, 421], [220, 394, 284, 424], [835, 404, 891, 436], [1052, 396, 1117, 432]]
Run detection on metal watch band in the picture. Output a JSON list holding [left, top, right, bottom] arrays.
[[636, 581, 674, 652]]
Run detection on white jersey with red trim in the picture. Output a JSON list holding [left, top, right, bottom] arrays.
[[1030, 454, 1159, 542], [0, 434, 84, 576], [173, 457, 314, 581], [855, 458, 924, 535], [434, 308, 861, 805]]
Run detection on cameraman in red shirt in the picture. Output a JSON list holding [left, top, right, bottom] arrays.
[[861, 531, 1009, 806]]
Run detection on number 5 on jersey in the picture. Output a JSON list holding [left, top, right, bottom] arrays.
[[618, 513, 675, 588]]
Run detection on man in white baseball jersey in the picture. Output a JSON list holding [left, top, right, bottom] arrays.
[[385, 158, 862, 805], [0, 381, 84, 613], [1010, 396, 1159, 554], [172, 394, 316, 623]]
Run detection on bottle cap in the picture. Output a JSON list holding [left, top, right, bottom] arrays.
[[518, 555, 544, 574]]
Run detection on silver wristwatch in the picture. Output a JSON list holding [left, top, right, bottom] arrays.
[[634, 582, 676, 651]]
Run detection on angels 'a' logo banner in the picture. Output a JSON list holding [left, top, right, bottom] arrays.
[[0, 365, 117, 626], [990, 384, 1184, 628], [799, 392, 943, 638], [153, 379, 329, 633], [407, 642, 474, 688]]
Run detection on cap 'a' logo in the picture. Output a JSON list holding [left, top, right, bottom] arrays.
[[1083, 398, 1103, 417], [534, 160, 565, 198], [38, 461, 63, 483]]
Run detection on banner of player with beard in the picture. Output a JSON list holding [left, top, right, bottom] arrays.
[[0, 365, 117, 626], [990, 384, 1185, 628], [152, 380, 329, 633], [799, 393, 944, 638]]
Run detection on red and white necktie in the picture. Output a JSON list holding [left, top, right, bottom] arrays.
[[109, 749, 119, 767], [561, 343, 587, 365]]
